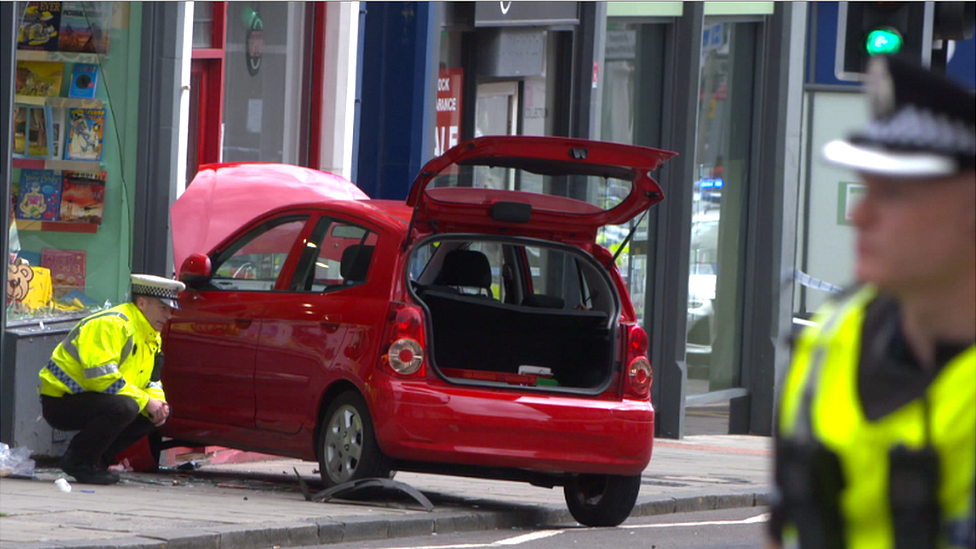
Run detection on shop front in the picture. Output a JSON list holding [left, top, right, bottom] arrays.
[[599, 2, 805, 438], [3, 1, 159, 455], [1, 1, 359, 457]]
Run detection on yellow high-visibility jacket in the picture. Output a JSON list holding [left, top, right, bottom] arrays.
[[778, 287, 975, 549], [38, 302, 166, 415]]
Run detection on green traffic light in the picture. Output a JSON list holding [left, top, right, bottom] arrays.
[[865, 28, 903, 56]]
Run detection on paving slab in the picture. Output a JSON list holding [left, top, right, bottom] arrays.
[[0, 435, 773, 549]]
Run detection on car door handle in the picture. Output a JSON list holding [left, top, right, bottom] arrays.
[[235, 319, 253, 329]]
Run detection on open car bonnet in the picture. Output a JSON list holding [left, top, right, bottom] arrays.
[[405, 136, 676, 243], [171, 162, 368, 270]]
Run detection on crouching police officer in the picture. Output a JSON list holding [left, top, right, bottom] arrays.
[[38, 274, 185, 485], [768, 57, 975, 549]]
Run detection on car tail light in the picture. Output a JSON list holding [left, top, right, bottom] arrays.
[[625, 324, 653, 397], [380, 302, 426, 377]]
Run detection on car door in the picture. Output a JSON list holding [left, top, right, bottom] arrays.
[[253, 213, 382, 434], [164, 214, 311, 429]]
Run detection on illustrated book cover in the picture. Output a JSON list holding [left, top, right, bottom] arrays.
[[65, 107, 105, 161], [16, 169, 62, 221], [12, 105, 28, 156], [59, 2, 112, 53], [67, 63, 99, 98], [20, 104, 55, 159], [60, 170, 106, 224], [15, 60, 65, 97], [42, 248, 87, 298], [17, 2, 62, 51], [49, 106, 66, 160]]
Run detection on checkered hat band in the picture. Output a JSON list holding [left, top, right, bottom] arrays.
[[131, 283, 179, 300], [854, 104, 976, 159]]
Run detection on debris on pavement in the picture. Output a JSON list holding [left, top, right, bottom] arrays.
[[294, 468, 435, 512]]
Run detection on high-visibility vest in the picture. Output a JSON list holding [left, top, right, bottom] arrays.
[[779, 287, 975, 549], [38, 302, 166, 414]]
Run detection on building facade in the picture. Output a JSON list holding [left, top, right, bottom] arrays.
[[6, 2, 972, 454]]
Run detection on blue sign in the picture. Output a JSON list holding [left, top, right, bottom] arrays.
[[699, 178, 724, 190]]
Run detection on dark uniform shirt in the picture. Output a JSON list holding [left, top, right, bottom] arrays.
[[858, 295, 972, 421]]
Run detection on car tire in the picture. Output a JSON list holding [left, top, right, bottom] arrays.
[[318, 391, 390, 488], [563, 473, 641, 527]]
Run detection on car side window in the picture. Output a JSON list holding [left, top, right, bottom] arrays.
[[290, 217, 378, 292], [210, 216, 308, 291], [523, 245, 586, 308]]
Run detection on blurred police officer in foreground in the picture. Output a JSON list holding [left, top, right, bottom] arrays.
[[768, 56, 975, 549], [38, 274, 185, 485]]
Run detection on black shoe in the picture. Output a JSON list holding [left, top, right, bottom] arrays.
[[60, 454, 120, 485], [62, 463, 120, 485]]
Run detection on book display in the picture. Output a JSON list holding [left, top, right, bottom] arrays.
[[65, 107, 105, 161], [67, 63, 99, 98], [59, 170, 106, 224], [15, 60, 65, 96], [15, 169, 62, 221], [59, 2, 112, 53], [10, 2, 118, 320], [17, 2, 62, 51]]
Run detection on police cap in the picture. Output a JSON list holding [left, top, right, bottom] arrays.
[[131, 274, 185, 309], [823, 56, 976, 178]]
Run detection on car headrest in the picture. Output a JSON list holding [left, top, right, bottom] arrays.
[[340, 245, 374, 282], [436, 250, 492, 289]]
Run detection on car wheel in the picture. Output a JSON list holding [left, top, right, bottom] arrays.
[[563, 473, 641, 527], [318, 391, 390, 488]]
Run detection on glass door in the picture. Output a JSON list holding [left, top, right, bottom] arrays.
[[684, 20, 759, 433]]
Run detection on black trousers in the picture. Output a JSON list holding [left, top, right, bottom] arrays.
[[41, 393, 157, 467]]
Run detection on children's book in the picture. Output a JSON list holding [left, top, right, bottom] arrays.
[[59, 2, 112, 53], [12, 105, 28, 156], [15, 60, 65, 97], [16, 169, 62, 221], [60, 170, 106, 224], [65, 107, 105, 161], [25, 105, 55, 159], [17, 2, 62, 51], [49, 106, 66, 160], [42, 248, 87, 298], [68, 63, 99, 98]]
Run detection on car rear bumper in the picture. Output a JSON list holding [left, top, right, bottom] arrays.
[[371, 376, 655, 476]]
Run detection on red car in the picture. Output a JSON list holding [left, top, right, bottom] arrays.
[[162, 136, 675, 526]]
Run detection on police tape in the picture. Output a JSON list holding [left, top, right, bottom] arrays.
[[793, 269, 844, 294]]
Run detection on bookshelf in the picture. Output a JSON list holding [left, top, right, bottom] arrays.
[[15, 49, 101, 64], [14, 95, 102, 109]]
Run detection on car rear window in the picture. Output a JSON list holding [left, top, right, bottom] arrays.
[[427, 164, 634, 214]]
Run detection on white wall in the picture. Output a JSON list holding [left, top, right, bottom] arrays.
[[799, 90, 870, 313]]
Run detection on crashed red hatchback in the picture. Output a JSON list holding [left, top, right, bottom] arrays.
[[162, 136, 675, 526]]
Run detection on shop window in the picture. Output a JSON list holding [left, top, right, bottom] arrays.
[[599, 22, 667, 322], [8, 2, 140, 323], [686, 20, 758, 397], [221, 2, 307, 164]]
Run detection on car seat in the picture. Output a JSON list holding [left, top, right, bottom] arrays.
[[433, 249, 493, 297]]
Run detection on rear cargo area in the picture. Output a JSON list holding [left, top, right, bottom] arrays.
[[410, 237, 620, 391]]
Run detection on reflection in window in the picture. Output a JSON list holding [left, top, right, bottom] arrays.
[[685, 21, 757, 397], [290, 218, 378, 292], [212, 217, 307, 291]]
